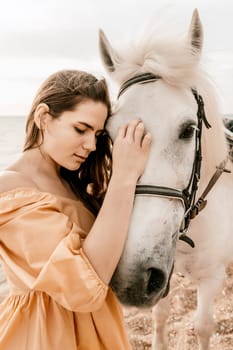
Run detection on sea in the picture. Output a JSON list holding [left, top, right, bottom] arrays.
[[0, 116, 26, 300], [1, 113, 233, 172], [0, 116, 26, 302], [1, 114, 233, 171], [0, 116, 26, 171]]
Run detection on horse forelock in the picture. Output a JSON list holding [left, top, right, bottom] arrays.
[[111, 31, 204, 88]]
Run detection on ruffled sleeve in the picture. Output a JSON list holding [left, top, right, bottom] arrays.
[[0, 188, 108, 313]]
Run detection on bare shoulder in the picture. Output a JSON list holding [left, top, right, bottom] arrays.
[[0, 170, 37, 194]]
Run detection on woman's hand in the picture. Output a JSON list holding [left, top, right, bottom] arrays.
[[112, 119, 152, 182]]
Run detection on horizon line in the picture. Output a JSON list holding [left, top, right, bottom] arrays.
[[0, 113, 233, 117]]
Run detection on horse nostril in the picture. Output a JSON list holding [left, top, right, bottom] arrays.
[[146, 268, 166, 295]]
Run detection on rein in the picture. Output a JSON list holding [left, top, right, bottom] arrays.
[[118, 73, 230, 248]]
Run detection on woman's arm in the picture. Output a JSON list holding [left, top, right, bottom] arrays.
[[83, 119, 151, 284]]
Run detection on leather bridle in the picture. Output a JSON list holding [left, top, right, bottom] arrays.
[[118, 73, 230, 248]]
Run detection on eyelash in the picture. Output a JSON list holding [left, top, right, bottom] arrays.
[[74, 127, 101, 141], [74, 127, 86, 134], [179, 124, 198, 140]]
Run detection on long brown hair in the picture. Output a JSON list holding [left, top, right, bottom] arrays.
[[24, 69, 112, 215]]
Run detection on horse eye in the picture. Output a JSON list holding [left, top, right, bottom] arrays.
[[179, 125, 196, 140]]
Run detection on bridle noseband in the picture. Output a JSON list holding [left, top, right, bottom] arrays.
[[118, 73, 230, 248]]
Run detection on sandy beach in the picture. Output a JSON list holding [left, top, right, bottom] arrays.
[[123, 262, 233, 349]]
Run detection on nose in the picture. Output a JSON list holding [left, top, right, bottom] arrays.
[[146, 267, 166, 295], [83, 134, 96, 152]]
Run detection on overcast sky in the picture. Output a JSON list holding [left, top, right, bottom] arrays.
[[1, 0, 233, 115]]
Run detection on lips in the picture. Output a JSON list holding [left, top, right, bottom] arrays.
[[74, 154, 87, 162]]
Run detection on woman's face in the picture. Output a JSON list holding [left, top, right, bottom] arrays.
[[41, 99, 108, 171]]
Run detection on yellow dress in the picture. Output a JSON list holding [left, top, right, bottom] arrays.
[[0, 188, 131, 350]]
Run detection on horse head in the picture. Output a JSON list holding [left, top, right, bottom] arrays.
[[99, 9, 228, 307]]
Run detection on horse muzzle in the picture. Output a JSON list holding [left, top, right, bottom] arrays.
[[111, 263, 173, 307]]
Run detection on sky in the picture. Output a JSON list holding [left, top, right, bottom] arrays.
[[0, 0, 233, 116]]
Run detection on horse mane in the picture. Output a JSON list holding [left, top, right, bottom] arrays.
[[111, 31, 229, 185]]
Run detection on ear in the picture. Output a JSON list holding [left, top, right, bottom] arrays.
[[34, 103, 50, 130], [99, 29, 122, 73], [187, 9, 203, 54]]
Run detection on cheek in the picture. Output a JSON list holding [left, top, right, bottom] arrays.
[[177, 144, 196, 187], [161, 140, 196, 187], [47, 126, 76, 145], [43, 130, 72, 156]]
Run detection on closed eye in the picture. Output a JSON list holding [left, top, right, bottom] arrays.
[[179, 123, 199, 140], [74, 127, 86, 134], [74, 127, 105, 140]]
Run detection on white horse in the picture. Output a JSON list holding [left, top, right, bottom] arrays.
[[99, 9, 233, 350]]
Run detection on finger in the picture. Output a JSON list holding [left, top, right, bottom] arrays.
[[134, 122, 145, 146], [141, 132, 152, 150], [125, 119, 141, 142], [116, 124, 127, 139]]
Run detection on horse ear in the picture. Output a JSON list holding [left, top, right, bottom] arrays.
[[187, 9, 203, 54], [99, 29, 122, 73]]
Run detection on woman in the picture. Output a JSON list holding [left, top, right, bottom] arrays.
[[0, 70, 151, 350]]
